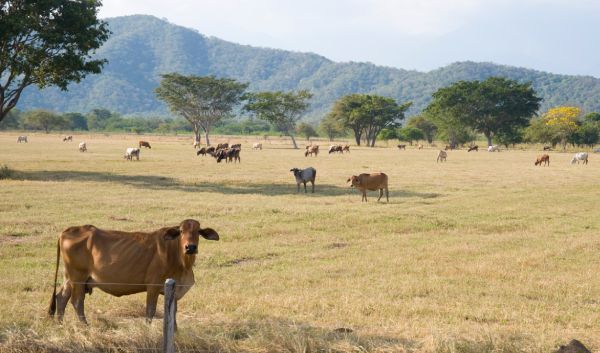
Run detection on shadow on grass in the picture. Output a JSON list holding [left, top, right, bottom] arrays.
[[10, 170, 441, 199]]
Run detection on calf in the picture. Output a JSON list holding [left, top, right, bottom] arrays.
[[305, 145, 319, 157], [17, 135, 28, 143], [124, 147, 140, 161], [571, 152, 589, 165], [290, 167, 317, 193], [343, 145, 350, 153], [534, 154, 550, 166], [78, 142, 87, 152], [437, 150, 447, 163], [347, 173, 389, 202], [397, 144, 406, 150], [139, 141, 151, 149], [196, 147, 207, 156], [253, 143, 263, 150], [468, 145, 478, 152]]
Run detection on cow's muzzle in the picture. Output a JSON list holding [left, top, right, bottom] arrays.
[[185, 244, 198, 254]]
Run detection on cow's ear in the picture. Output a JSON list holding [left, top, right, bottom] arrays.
[[200, 228, 219, 241], [164, 227, 181, 240], [346, 178, 351, 183]]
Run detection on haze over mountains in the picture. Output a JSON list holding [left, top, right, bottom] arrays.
[[19, 15, 600, 122]]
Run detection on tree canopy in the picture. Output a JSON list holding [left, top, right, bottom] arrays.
[[244, 90, 312, 149], [0, 0, 110, 122], [328, 94, 411, 147], [425, 77, 541, 146], [155, 74, 248, 145]]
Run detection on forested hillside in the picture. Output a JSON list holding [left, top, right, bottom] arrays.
[[18, 15, 600, 122]]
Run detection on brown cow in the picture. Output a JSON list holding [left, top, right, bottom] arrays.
[[48, 219, 219, 324], [467, 145, 478, 152], [397, 144, 406, 150], [535, 154, 550, 166], [139, 141, 151, 149], [305, 145, 319, 157], [347, 173, 389, 202], [343, 145, 350, 153]]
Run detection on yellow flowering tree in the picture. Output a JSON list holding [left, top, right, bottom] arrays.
[[543, 106, 581, 149]]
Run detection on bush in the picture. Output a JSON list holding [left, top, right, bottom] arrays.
[[0, 165, 15, 180]]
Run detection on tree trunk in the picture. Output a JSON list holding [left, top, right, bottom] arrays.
[[192, 126, 201, 145], [485, 133, 493, 146], [204, 130, 210, 146], [289, 134, 298, 149], [354, 130, 361, 146]]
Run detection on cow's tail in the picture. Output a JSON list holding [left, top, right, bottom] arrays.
[[48, 237, 60, 317]]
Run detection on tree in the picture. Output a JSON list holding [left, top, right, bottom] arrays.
[[296, 122, 318, 141], [244, 90, 312, 149], [583, 112, 600, 123], [378, 128, 398, 145], [495, 126, 524, 148], [63, 113, 88, 130], [398, 126, 425, 145], [577, 123, 600, 147], [0, 1, 109, 123], [0, 108, 21, 130], [543, 106, 581, 149], [426, 77, 541, 146], [319, 113, 346, 141], [22, 110, 67, 133], [407, 115, 437, 144], [328, 94, 411, 147], [86, 108, 113, 130], [156, 74, 248, 145]]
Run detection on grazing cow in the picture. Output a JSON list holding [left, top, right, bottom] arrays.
[[437, 150, 447, 163], [417, 144, 424, 150], [253, 143, 263, 150], [205, 146, 216, 155], [571, 152, 589, 165], [305, 145, 319, 157], [196, 147, 207, 156], [487, 145, 499, 152], [139, 141, 151, 149], [467, 145, 478, 152], [17, 135, 27, 143], [214, 149, 227, 163], [230, 143, 241, 150], [328, 145, 343, 154], [216, 143, 229, 150], [543, 146, 552, 151], [290, 167, 316, 193], [534, 154, 550, 166], [343, 145, 350, 153], [78, 142, 87, 152], [48, 219, 219, 324], [397, 144, 406, 150], [124, 147, 140, 161], [63, 136, 73, 142], [347, 173, 389, 202]]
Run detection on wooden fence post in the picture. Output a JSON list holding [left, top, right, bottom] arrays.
[[163, 278, 176, 353]]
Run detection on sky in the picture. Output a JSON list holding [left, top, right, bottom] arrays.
[[98, 0, 600, 77]]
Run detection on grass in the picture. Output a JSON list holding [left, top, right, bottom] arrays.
[[0, 132, 599, 353]]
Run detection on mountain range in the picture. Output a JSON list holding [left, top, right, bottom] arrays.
[[19, 15, 600, 122]]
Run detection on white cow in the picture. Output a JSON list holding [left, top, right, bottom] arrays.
[[124, 147, 140, 161], [571, 152, 588, 165], [78, 142, 87, 152], [17, 135, 28, 143], [252, 142, 262, 150], [487, 145, 499, 152]]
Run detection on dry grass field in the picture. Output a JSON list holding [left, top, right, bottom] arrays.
[[0, 132, 599, 353]]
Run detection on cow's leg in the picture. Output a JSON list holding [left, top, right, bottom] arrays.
[[297, 183, 300, 193], [145, 287, 161, 323], [362, 191, 367, 202], [303, 182, 307, 193], [385, 187, 389, 202], [56, 282, 72, 322], [69, 281, 88, 324], [377, 189, 383, 202], [311, 181, 314, 193]]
